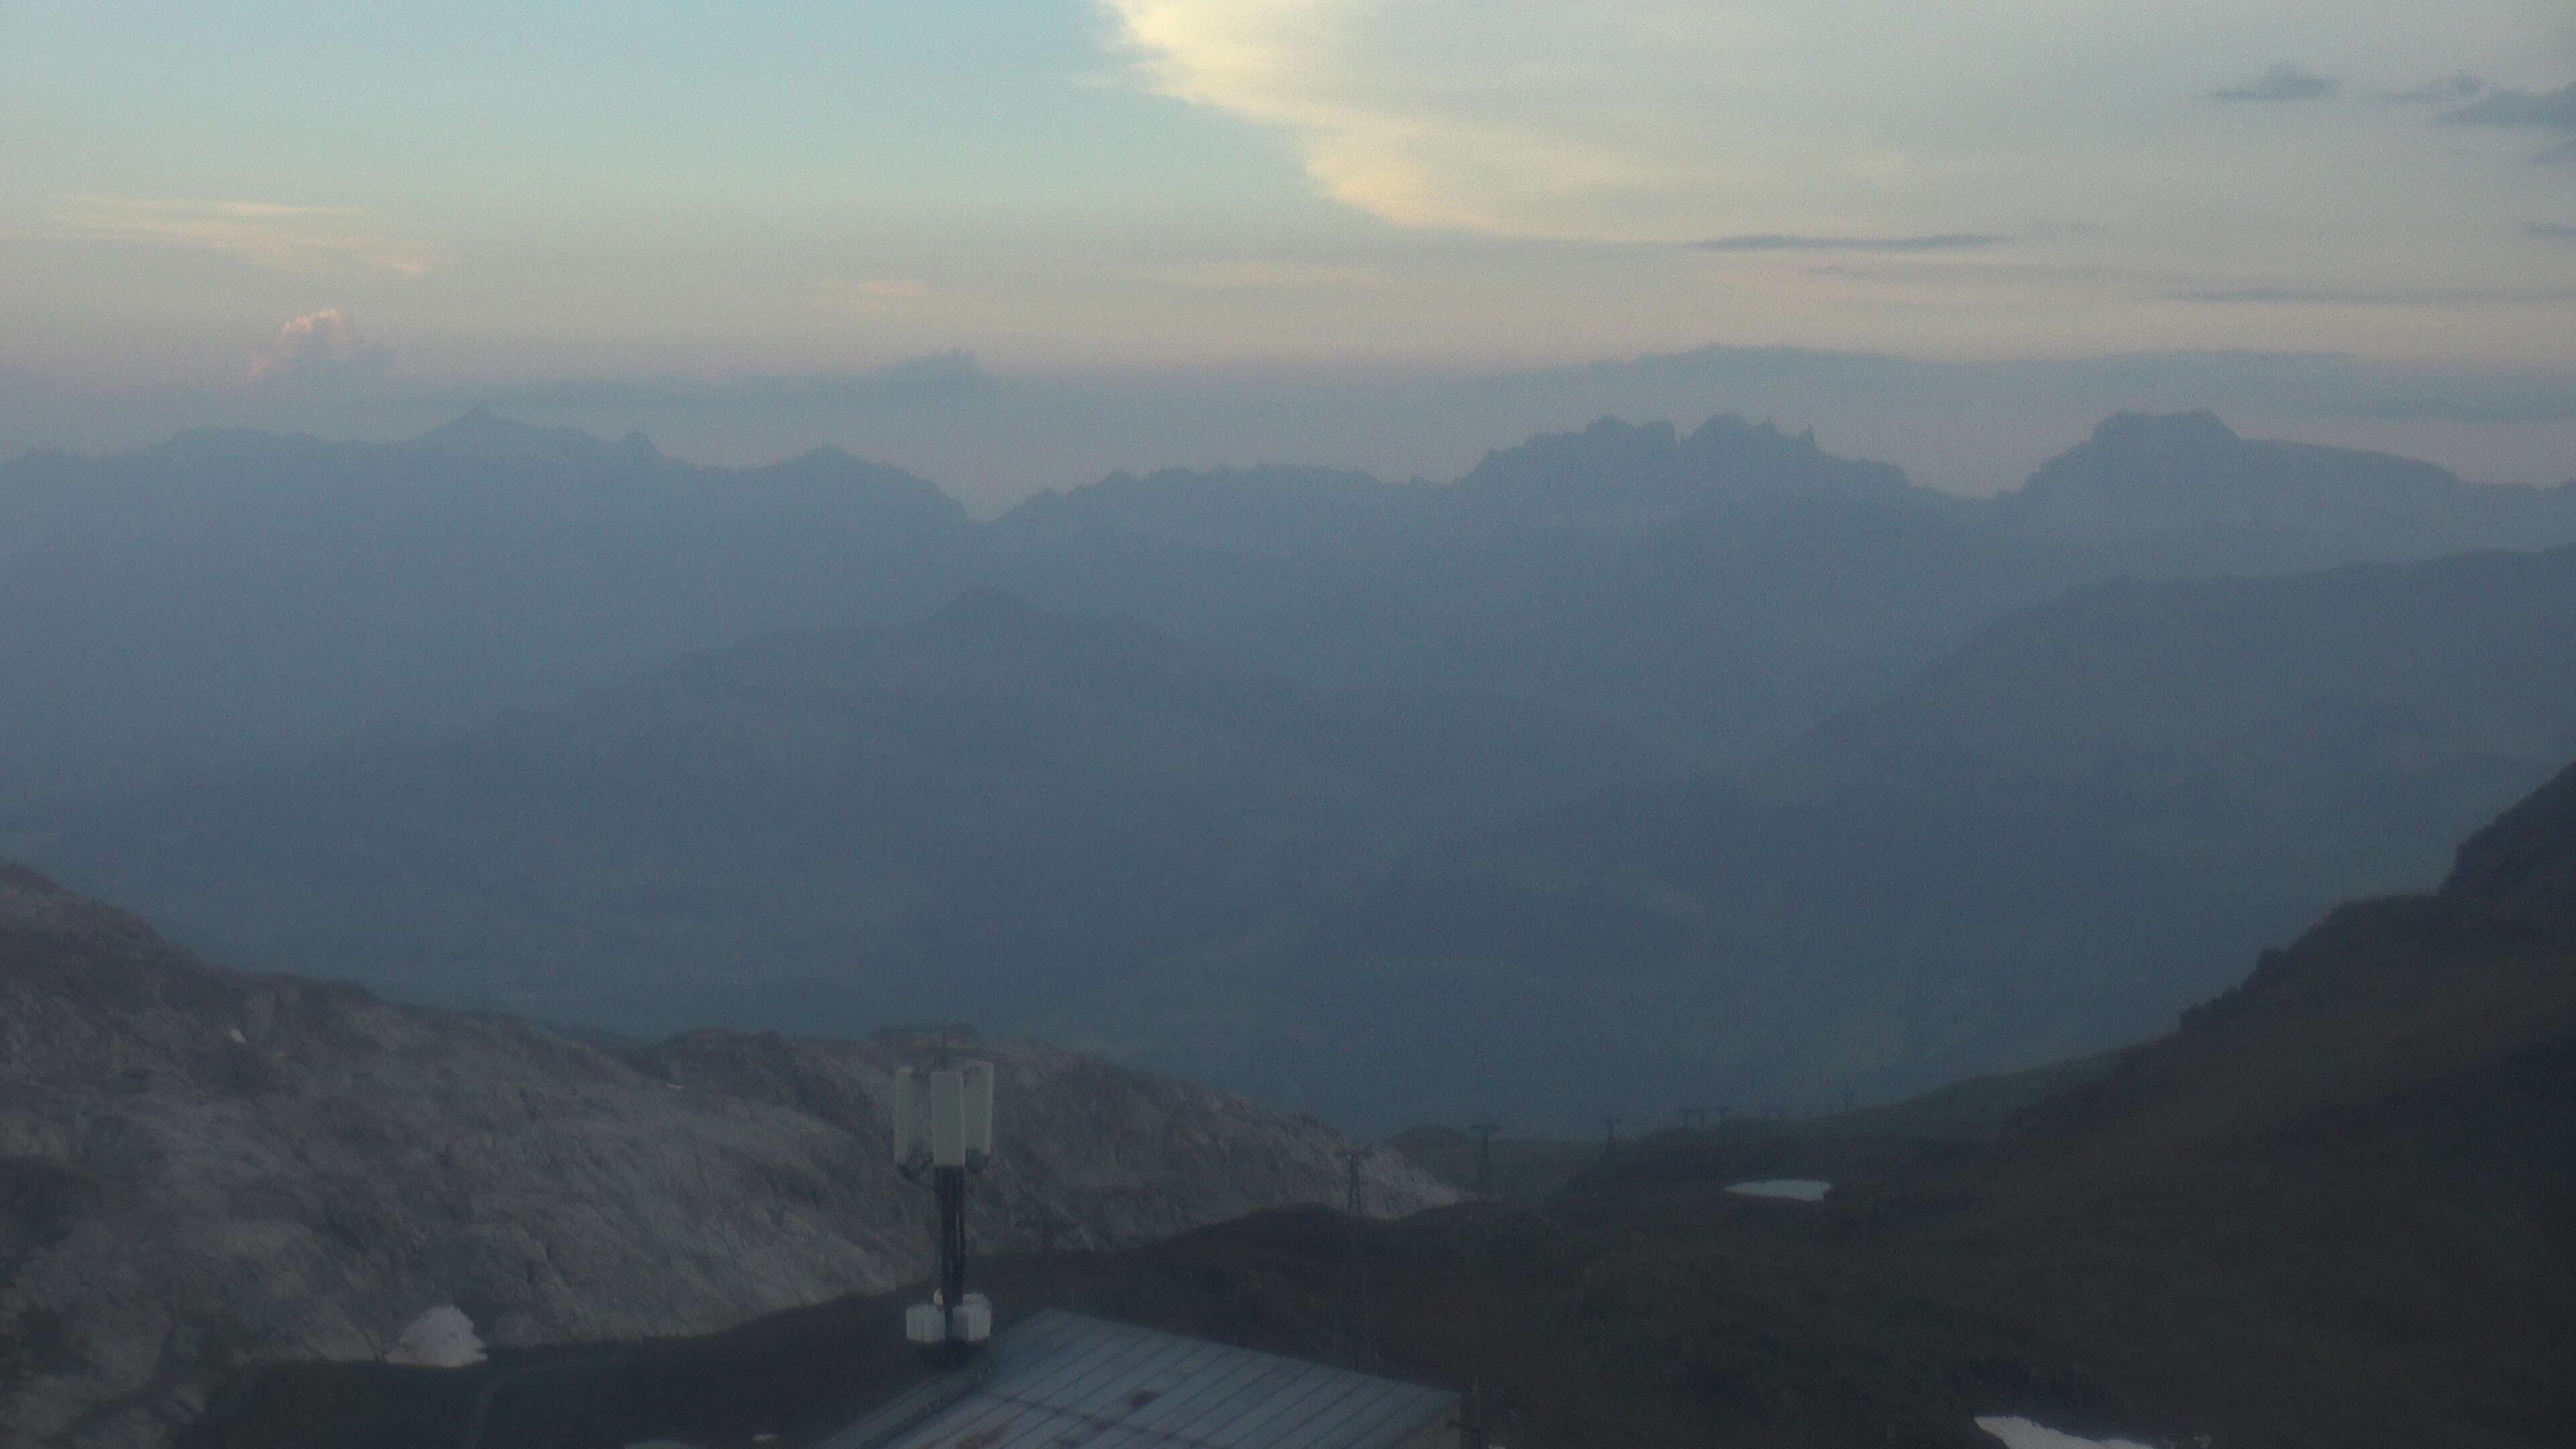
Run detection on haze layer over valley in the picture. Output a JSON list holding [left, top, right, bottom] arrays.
[[9, 409, 2575, 1130]]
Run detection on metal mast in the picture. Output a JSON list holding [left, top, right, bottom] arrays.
[[894, 1060, 996, 1364]]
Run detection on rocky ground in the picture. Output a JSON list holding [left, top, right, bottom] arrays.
[[0, 864, 1450, 1448]]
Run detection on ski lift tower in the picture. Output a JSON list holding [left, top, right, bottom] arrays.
[[892, 1060, 996, 1363]]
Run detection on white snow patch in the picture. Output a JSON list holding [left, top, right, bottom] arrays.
[[1725, 1178, 1830, 1201], [1975, 1415, 2159, 1449], [384, 1304, 486, 1368]]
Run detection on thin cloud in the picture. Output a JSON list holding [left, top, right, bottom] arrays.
[[810, 277, 928, 313], [48, 195, 446, 276], [2440, 83, 2576, 163], [2532, 223, 2576, 242], [2376, 73, 2486, 105], [2442, 82, 2576, 164], [2443, 83, 2576, 131], [2213, 63, 2339, 103], [1088, 0, 2528, 254], [453, 353, 996, 412], [1691, 233, 2001, 254], [2164, 284, 2576, 307], [1160, 261, 1399, 290]]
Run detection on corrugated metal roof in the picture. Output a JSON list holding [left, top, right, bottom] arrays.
[[814, 1312, 1456, 1449]]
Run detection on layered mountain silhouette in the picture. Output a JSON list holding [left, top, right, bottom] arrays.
[[1072, 544, 2576, 1130], [13, 408, 2569, 809], [11, 409, 2576, 1129], [0, 415, 972, 804], [5, 592, 1666, 1034]]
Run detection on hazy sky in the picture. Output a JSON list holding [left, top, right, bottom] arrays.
[[5, 1, 2575, 497]]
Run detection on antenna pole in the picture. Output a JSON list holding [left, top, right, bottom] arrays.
[[1336, 1145, 1373, 1218], [1600, 1114, 1620, 1161], [1332, 1145, 1377, 1367], [1467, 1122, 1501, 1199], [936, 1165, 967, 1362]]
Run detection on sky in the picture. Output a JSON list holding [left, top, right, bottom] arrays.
[[5, 0, 2576, 504]]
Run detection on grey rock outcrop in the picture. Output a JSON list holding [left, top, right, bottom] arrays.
[[0, 865, 1450, 1448]]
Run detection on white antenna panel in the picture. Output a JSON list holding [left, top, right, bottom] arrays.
[[892, 1067, 918, 1165], [963, 1061, 994, 1157], [930, 1069, 967, 1167]]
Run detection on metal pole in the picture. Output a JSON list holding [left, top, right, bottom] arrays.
[[1337, 1146, 1372, 1218], [936, 1165, 967, 1365], [1468, 1123, 1499, 1199]]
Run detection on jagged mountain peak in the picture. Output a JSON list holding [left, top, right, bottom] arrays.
[[1448, 411, 1915, 527]]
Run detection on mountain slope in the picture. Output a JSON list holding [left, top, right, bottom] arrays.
[[189, 760, 2576, 1449], [0, 865, 1450, 1449], [1079, 545, 2576, 1132]]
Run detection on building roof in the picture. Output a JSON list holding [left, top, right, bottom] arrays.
[[814, 1311, 1457, 1449]]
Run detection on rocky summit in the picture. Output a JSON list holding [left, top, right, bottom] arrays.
[[0, 864, 1450, 1449]]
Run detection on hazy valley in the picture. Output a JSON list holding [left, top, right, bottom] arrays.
[[8, 410, 2575, 1130], [5, 405, 2575, 1447]]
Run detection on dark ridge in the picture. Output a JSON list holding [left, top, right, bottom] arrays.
[[2444, 757, 2576, 928]]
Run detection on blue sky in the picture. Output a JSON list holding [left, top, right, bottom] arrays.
[[5, 0, 2575, 497]]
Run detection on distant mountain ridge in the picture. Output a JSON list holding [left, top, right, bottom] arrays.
[[1444, 413, 1927, 529], [1992, 408, 2576, 570], [0, 415, 977, 803], [0, 407, 965, 547]]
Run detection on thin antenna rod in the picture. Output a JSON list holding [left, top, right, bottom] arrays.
[[1336, 1145, 1373, 1218], [1467, 1122, 1501, 1200]]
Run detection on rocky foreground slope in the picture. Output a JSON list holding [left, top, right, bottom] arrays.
[[0, 865, 1450, 1448]]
